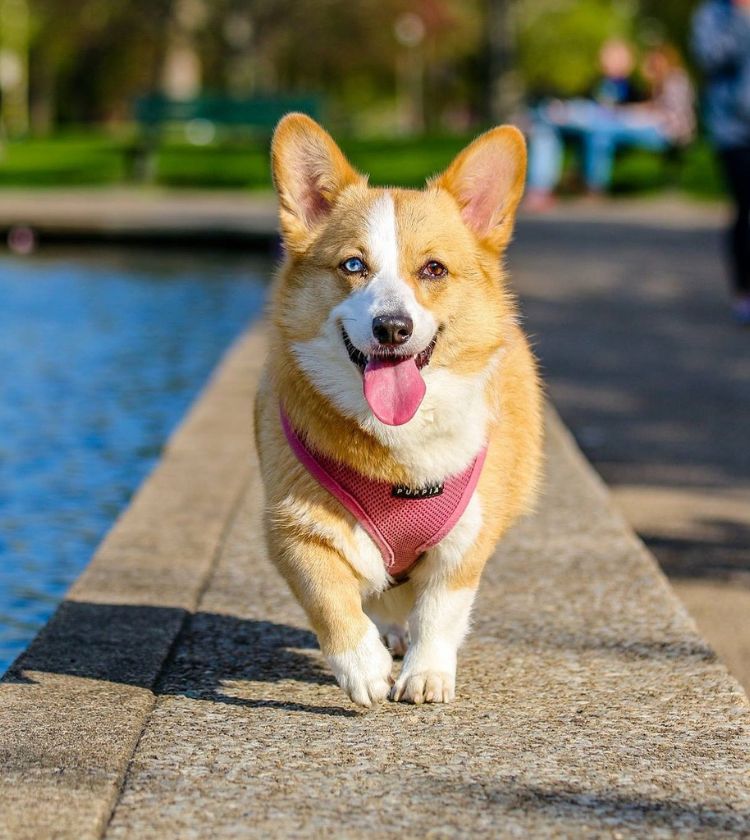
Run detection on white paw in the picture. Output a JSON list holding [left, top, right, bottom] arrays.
[[380, 624, 409, 658], [390, 669, 455, 704], [327, 623, 393, 707]]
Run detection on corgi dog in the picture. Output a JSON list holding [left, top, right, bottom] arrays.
[[255, 114, 543, 707]]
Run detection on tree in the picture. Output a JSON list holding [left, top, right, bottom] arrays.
[[637, 0, 700, 64], [13, 0, 700, 135], [484, 0, 521, 122], [0, 0, 30, 136], [27, 0, 172, 129], [516, 0, 636, 98]]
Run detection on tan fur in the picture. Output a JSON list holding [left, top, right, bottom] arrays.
[[256, 114, 543, 705]]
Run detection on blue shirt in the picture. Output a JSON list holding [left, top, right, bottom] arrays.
[[595, 77, 635, 107], [692, 0, 750, 148]]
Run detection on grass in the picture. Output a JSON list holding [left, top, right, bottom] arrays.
[[0, 134, 128, 186], [153, 134, 478, 189], [610, 143, 725, 198], [0, 129, 727, 199]]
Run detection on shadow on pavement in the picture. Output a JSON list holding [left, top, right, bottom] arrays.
[[647, 518, 750, 578], [2, 598, 717, 705], [3, 599, 357, 718], [448, 779, 750, 834]]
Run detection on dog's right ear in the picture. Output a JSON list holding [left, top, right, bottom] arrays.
[[271, 114, 363, 252]]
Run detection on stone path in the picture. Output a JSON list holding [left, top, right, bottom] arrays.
[[0, 188, 277, 244], [2, 326, 749, 838], [511, 203, 750, 691]]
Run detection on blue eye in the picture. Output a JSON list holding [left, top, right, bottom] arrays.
[[341, 257, 366, 275]]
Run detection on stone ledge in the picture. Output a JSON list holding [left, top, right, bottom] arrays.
[[1, 324, 749, 839], [0, 189, 278, 245], [0, 190, 725, 245], [0, 326, 267, 839]]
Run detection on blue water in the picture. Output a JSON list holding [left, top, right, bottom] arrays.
[[0, 248, 270, 673]]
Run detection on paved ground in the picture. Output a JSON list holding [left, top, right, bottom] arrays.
[[511, 202, 750, 691], [0, 188, 277, 245], [2, 325, 750, 839], [0, 188, 722, 242], [1, 191, 749, 836], [1, 189, 746, 691]]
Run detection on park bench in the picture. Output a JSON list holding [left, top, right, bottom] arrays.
[[130, 93, 320, 181]]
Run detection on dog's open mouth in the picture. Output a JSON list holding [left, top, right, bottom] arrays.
[[341, 327, 437, 426], [341, 328, 437, 373]]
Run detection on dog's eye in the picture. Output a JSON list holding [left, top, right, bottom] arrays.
[[341, 257, 367, 275], [420, 260, 448, 280]]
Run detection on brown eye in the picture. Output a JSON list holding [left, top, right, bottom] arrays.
[[420, 260, 448, 280]]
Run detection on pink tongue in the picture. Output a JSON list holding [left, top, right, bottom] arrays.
[[363, 356, 426, 426]]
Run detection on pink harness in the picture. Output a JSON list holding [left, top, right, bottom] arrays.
[[281, 410, 487, 580]]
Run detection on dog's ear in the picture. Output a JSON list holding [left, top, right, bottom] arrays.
[[434, 125, 526, 252], [271, 113, 363, 251]]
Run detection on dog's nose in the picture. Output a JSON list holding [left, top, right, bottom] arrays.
[[372, 314, 413, 346]]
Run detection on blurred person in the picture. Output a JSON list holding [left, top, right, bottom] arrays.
[[693, 0, 750, 325], [639, 45, 697, 147], [526, 37, 638, 210], [527, 41, 695, 210], [595, 38, 641, 107]]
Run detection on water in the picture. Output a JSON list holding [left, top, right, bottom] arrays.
[[0, 248, 270, 673]]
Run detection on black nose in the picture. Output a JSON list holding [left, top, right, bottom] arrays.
[[372, 314, 413, 346]]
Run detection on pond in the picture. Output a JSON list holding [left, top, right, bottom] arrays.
[[0, 248, 271, 673]]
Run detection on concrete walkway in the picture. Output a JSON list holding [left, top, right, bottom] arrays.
[[2, 325, 749, 839], [0, 188, 723, 243], [511, 202, 750, 692], [0, 188, 277, 243], [6, 188, 735, 695]]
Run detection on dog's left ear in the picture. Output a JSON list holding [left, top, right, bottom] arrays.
[[434, 125, 526, 252]]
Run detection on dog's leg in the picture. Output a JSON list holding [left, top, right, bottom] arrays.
[[391, 494, 488, 704], [390, 580, 476, 704], [364, 583, 415, 658], [270, 530, 393, 707], [327, 619, 395, 707]]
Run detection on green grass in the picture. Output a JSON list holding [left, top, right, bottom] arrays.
[[342, 136, 473, 187], [609, 143, 725, 198], [0, 129, 728, 199], [156, 144, 271, 188], [0, 132, 473, 189], [0, 134, 128, 186], [155, 134, 473, 189]]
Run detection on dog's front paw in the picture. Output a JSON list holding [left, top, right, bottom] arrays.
[[390, 669, 455, 704], [327, 623, 393, 708]]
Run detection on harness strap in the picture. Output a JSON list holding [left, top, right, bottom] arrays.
[[280, 408, 487, 580]]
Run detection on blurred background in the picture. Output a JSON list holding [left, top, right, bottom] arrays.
[[0, 0, 722, 194], [0, 0, 748, 696]]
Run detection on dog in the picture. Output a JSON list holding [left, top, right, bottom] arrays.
[[255, 114, 543, 707]]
